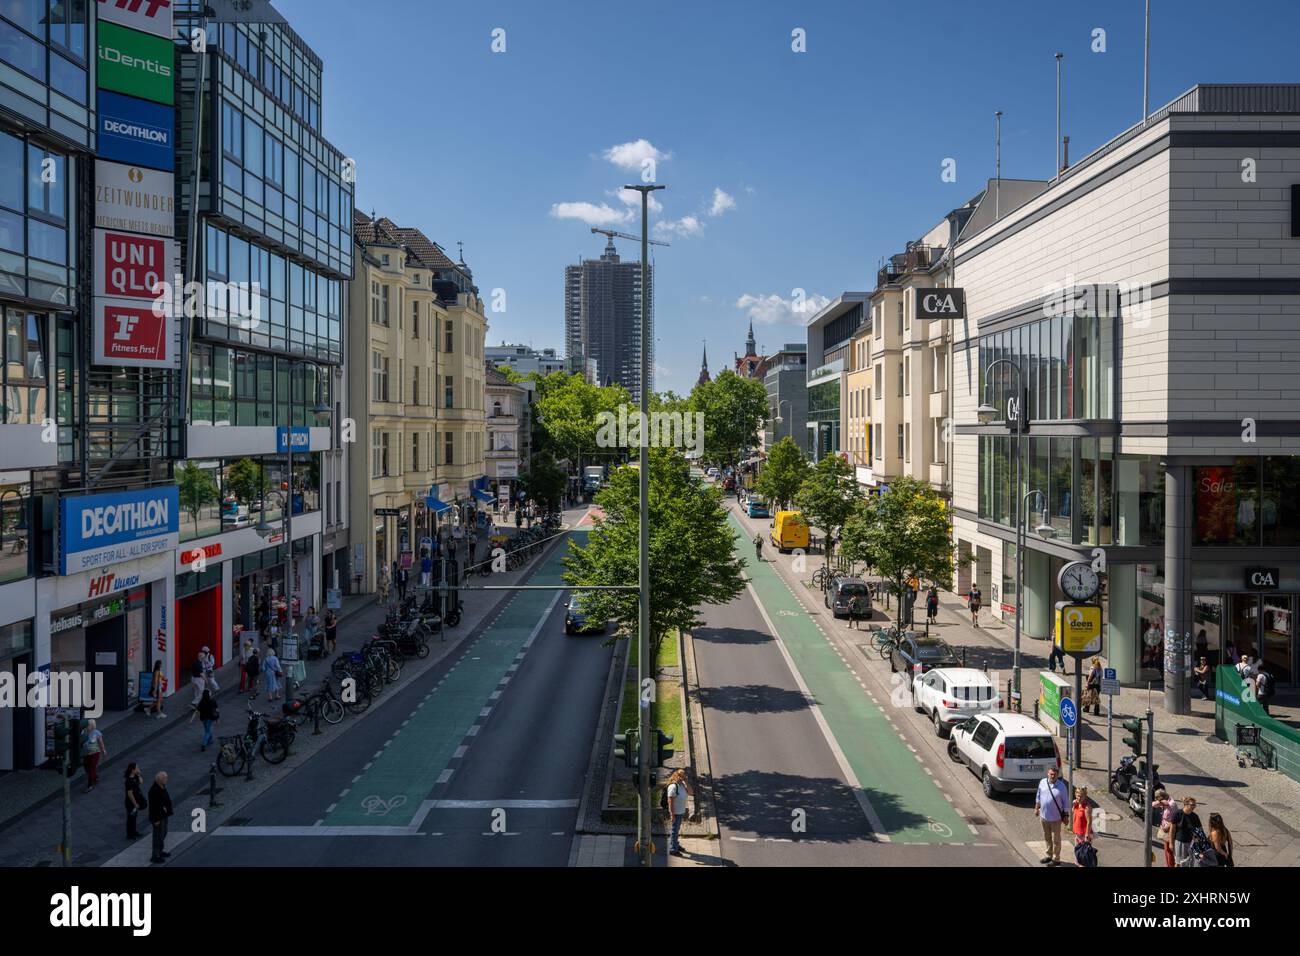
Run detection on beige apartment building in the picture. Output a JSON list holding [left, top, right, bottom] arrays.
[[844, 325, 872, 481], [348, 212, 487, 591]]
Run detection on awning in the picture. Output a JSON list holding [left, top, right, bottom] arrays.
[[425, 494, 453, 515], [472, 489, 494, 504]]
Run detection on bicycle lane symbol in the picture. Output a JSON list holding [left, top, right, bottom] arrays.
[[361, 795, 408, 817]]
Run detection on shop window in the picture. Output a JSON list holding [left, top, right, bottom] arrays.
[[1137, 564, 1165, 677], [3, 309, 47, 424], [0, 469, 31, 583], [1262, 456, 1300, 547], [1194, 460, 1259, 546]]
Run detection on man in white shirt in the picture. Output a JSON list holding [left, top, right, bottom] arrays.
[[1034, 766, 1070, 866]]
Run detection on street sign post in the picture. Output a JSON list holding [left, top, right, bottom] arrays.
[[1104, 667, 1117, 784], [1060, 697, 1077, 797]]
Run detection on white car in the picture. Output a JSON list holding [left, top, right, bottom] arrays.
[[911, 667, 1001, 737], [948, 713, 1060, 798]]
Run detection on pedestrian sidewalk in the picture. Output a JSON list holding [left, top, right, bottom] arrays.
[[0, 514, 573, 867], [919, 587, 1300, 865]]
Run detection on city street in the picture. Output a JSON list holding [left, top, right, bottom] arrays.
[[161, 532, 612, 867]]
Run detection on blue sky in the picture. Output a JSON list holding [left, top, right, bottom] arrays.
[[277, 0, 1300, 394]]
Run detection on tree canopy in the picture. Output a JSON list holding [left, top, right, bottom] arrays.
[[794, 453, 862, 564], [563, 448, 747, 654], [755, 436, 810, 511], [688, 369, 768, 469]]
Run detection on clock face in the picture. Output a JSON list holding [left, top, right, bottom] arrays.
[[1060, 562, 1100, 601]]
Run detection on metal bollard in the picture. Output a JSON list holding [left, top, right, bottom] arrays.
[[245, 742, 254, 782], [312, 703, 322, 736], [208, 763, 223, 808]]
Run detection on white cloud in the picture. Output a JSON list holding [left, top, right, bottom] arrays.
[[709, 188, 736, 217], [612, 187, 663, 214], [653, 363, 672, 378], [654, 215, 704, 239], [602, 139, 670, 171], [549, 201, 631, 227], [735, 292, 832, 326]]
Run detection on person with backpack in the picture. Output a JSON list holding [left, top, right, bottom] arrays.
[[189, 651, 207, 706], [665, 769, 693, 858], [967, 584, 982, 627], [1172, 796, 1205, 867], [1254, 667, 1275, 714], [1208, 813, 1234, 867], [847, 594, 868, 630], [189, 689, 220, 751], [926, 588, 940, 625]]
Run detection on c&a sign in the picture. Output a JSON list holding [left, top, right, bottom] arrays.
[[1245, 567, 1280, 591]]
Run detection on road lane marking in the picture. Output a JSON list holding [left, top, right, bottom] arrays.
[[428, 799, 579, 809]]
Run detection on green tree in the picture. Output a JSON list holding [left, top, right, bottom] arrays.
[[841, 475, 954, 628], [178, 461, 219, 535], [523, 451, 566, 514], [533, 371, 630, 472], [794, 453, 862, 568], [689, 369, 768, 470], [563, 448, 746, 656], [755, 436, 810, 511], [225, 457, 264, 505]]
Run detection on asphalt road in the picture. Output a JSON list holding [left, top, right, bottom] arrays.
[[687, 506, 1024, 867], [170, 533, 613, 866]]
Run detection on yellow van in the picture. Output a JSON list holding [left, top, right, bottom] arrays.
[[770, 511, 810, 553]]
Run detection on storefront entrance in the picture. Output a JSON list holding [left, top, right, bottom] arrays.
[[1193, 592, 1295, 683]]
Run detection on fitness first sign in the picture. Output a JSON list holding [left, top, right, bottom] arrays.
[[59, 487, 179, 575], [95, 161, 175, 238]]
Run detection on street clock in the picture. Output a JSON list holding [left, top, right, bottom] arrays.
[[1058, 561, 1100, 602]]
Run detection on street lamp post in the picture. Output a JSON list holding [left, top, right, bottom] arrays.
[[978, 359, 1032, 707], [624, 182, 664, 867], [773, 399, 792, 442]]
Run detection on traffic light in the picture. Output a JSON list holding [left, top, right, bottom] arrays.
[[1122, 718, 1143, 757], [614, 730, 637, 768], [653, 729, 674, 768], [53, 719, 70, 760]]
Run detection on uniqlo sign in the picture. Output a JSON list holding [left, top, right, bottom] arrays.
[[97, 0, 174, 40], [93, 299, 176, 368], [94, 228, 174, 300]]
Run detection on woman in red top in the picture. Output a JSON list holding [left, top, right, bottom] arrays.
[[1072, 786, 1094, 844]]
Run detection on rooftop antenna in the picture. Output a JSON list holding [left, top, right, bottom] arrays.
[[1143, 0, 1151, 126], [1055, 52, 1064, 177], [457, 240, 465, 263], [995, 110, 1003, 220]]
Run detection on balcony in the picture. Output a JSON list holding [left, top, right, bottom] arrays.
[[928, 390, 947, 418]]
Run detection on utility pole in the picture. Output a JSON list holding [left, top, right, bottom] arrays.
[[1143, 708, 1155, 866], [624, 182, 664, 866], [994, 110, 1002, 220], [60, 719, 71, 866], [1143, 0, 1151, 126], [1055, 53, 1064, 176]]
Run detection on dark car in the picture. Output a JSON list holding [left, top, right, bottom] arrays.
[[564, 595, 606, 636], [889, 635, 959, 677], [825, 577, 872, 619]]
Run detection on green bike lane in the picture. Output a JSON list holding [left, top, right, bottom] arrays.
[[324, 537, 573, 828], [732, 515, 971, 844]]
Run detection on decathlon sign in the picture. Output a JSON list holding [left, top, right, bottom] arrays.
[[60, 487, 179, 575], [97, 91, 174, 171], [915, 288, 966, 320]]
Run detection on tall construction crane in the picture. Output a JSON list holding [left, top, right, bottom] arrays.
[[590, 227, 670, 247]]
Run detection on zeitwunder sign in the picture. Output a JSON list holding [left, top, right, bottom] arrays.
[[94, 160, 175, 237], [60, 487, 180, 575]]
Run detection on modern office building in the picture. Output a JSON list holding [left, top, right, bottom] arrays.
[[805, 293, 867, 461], [486, 342, 565, 378], [173, 1, 353, 676], [951, 84, 1300, 697], [347, 212, 486, 594], [563, 236, 651, 401], [762, 344, 808, 455]]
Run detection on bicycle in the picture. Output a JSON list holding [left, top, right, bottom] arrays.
[[872, 625, 904, 660]]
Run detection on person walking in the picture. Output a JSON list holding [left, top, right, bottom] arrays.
[[1153, 789, 1176, 867], [81, 719, 106, 792], [124, 763, 146, 840], [303, 606, 320, 651], [514, 507, 522, 530], [753, 533, 763, 561], [1084, 657, 1103, 715], [967, 584, 982, 627], [324, 609, 338, 655], [148, 660, 167, 719], [666, 769, 693, 857], [188, 650, 206, 707], [420, 549, 433, 588], [263, 645, 282, 702], [926, 588, 940, 625], [1192, 656, 1212, 700], [189, 689, 219, 751], [1171, 796, 1204, 867], [396, 565, 409, 602], [238, 639, 254, 693], [1034, 765, 1070, 866], [148, 771, 173, 864], [1047, 639, 1066, 674], [847, 594, 868, 630], [1254, 666, 1275, 715], [200, 645, 219, 694], [1208, 813, 1234, 867], [376, 566, 390, 605], [244, 645, 261, 699]]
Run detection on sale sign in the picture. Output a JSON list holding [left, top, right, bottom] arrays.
[[93, 298, 177, 368], [94, 228, 176, 301]]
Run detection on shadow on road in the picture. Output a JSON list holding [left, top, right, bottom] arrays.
[[696, 683, 810, 715], [693, 625, 773, 647]]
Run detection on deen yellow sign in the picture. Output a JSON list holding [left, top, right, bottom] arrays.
[[1055, 602, 1102, 654]]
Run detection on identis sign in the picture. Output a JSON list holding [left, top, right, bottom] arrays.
[[914, 287, 966, 320]]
